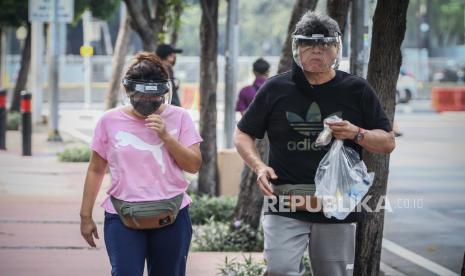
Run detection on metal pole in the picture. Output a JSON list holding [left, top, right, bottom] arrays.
[[21, 91, 32, 156], [224, 0, 239, 149], [47, 0, 62, 141], [82, 10, 92, 109], [350, 0, 365, 77], [31, 21, 44, 125], [0, 89, 6, 150]]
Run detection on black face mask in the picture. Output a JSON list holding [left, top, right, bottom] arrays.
[[130, 97, 164, 117]]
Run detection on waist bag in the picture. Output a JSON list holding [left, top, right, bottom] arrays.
[[272, 184, 320, 211], [110, 193, 184, 230]]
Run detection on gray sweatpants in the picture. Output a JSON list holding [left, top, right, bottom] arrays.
[[263, 214, 356, 276]]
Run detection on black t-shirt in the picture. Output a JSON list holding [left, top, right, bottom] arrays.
[[237, 63, 391, 223]]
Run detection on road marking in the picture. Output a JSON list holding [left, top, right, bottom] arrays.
[[382, 238, 459, 276]]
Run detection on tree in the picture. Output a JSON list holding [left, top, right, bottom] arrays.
[[0, 0, 28, 112], [105, 1, 186, 109], [168, 1, 184, 46], [0, 0, 119, 112], [105, 6, 131, 110], [354, 1, 409, 275], [277, 0, 318, 74], [232, 136, 269, 230], [326, 0, 350, 38], [10, 23, 31, 113], [198, 0, 219, 196], [123, 0, 184, 51]]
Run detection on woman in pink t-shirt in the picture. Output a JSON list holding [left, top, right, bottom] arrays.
[[79, 52, 202, 276]]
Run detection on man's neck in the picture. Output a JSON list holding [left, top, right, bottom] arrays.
[[162, 60, 172, 67], [303, 69, 336, 85]]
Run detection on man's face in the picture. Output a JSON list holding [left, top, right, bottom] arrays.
[[299, 43, 338, 73], [166, 53, 176, 66]]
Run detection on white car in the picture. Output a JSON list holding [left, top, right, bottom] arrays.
[[396, 73, 417, 104]]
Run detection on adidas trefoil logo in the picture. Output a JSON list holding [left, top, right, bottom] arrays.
[[286, 102, 323, 137]]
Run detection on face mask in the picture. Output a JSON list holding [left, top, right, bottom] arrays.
[[130, 97, 164, 117]]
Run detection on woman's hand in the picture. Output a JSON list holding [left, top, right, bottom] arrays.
[[80, 216, 99, 248], [145, 115, 169, 140]]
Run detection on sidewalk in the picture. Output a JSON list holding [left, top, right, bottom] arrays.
[[3, 108, 453, 275], [0, 128, 266, 275]]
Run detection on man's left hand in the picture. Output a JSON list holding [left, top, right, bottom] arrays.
[[327, 120, 359, 140]]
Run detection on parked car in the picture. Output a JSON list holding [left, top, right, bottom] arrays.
[[396, 69, 417, 104]]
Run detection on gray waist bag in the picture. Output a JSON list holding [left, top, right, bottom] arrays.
[[272, 184, 320, 211], [110, 193, 184, 230]]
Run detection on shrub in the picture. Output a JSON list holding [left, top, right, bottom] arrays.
[[217, 254, 312, 276], [7, 112, 20, 130], [189, 194, 236, 225], [191, 218, 263, 252], [217, 255, 266, 276], [58, 146, 91, 162]]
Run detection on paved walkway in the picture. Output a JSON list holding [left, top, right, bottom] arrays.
[[0, 129, 265, 275], [3, 102, 463, 275]]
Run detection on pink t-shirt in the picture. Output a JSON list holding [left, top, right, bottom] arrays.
[[91, 105, 203, 214]]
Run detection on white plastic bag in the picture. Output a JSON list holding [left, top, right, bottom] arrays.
[[315, 115, 342, 147], [314, 116, 374, 220]]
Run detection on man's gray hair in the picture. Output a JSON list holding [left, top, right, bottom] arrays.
[[293, 11, 341, 37]]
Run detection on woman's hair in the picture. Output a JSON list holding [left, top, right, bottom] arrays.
[[124, 52, 169, 83]]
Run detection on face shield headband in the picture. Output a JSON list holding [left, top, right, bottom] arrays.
[[292, 34, 342, 70], [122, 78, 173, 105]]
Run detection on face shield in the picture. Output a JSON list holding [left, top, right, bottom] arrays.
[[122, 78, 173, 116], [292, 34, 342, 70]]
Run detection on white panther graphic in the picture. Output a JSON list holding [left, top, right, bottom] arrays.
[[115, 129, 177, 174]]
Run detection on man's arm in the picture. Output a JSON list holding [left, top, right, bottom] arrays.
[[357, 129, 395, 154], [327, 121, 395, 154], [234, 128, 276, 196]]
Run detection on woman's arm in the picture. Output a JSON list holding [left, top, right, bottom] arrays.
[[80, 151, 108, 247], [161, 137, 202, 173], [145, 114, 202, 173]]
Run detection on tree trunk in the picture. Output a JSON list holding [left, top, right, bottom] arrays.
[[170, 1, 183, 46], [233, 135, 269, 230], [326, 0, 350, 38], [0, 27, 3, 88], [123, 0, 159, 52], [10, 23, 31, 112], [105, 9, 131, 110], [349, 0, 364, 76], [354, 1, 409, 275], [277, 0, 318, 74], [198, 0, 219, 196]]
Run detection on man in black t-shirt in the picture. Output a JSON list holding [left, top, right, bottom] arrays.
[[234, 12, 395, 276]]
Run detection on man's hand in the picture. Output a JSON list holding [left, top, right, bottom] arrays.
[[327, 120, 359, 140], [80, 217, 99, 248], [256, 166, 278, 197], [145, 115, 169, 140]]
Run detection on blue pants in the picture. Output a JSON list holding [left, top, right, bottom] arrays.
[[104, 206, 192, 276]]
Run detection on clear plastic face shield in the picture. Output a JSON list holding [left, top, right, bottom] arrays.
[[292, 34, 342, 70], [122, 78, 173, 116]]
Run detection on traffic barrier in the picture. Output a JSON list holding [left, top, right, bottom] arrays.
[[431, 86, 465, 112]]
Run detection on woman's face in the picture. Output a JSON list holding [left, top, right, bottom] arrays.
[[127, 92, 165, 117]]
